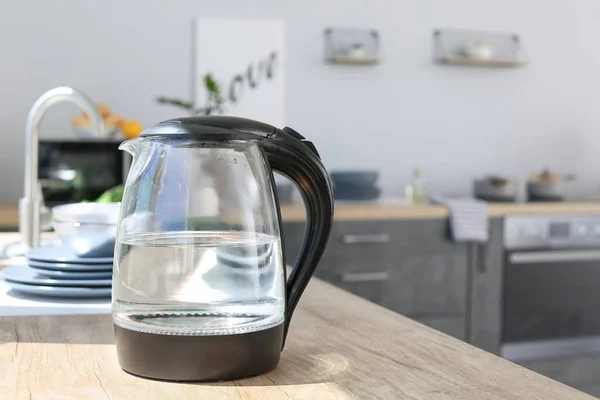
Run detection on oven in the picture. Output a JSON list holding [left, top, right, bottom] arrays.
[[501, 215, 600, 362]]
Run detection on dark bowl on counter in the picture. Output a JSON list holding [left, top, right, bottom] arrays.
[[330, 171, 379, 186], [333, 185, 381, 201], [329, 170, 380, 201]]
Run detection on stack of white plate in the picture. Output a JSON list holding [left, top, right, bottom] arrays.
[[1, 246, 113, 298]]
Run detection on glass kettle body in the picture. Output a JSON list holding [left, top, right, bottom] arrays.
[[112, 116, 333, 381]]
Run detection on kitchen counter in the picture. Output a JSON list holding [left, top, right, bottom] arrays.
[[2, 201, 600, 227], [0, 274, 592, 398], [280, 201, 600, 221], [0, 202, 18, 229]]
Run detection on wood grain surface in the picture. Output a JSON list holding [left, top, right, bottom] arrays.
[[0, 203, 18, 228], [0, 279, 593, 399], [280, 202, 600, 221], [2, 202, 600, 227]]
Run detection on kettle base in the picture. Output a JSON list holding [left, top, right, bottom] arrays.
[[114, 323, 283, 382]]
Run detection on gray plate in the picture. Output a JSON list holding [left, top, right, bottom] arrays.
[[29, 266, 112, 280], [6, 281, 111, 298], [2, 266, 111, 287], [27, 246, 114, 265], [28, 259, 113, 272]]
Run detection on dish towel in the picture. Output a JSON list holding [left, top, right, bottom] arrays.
[[430, 196, 489, 242]]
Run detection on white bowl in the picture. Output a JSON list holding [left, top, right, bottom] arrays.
[[52, 203, 120, 258]]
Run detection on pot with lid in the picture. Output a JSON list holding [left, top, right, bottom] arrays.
[[473, 175, 517, 202], [527, 169, 575, 202]]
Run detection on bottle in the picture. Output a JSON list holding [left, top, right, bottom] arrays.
[[405, 168, 428, 204]]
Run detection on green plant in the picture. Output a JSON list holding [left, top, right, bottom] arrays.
[[156, 74, 225, 115]]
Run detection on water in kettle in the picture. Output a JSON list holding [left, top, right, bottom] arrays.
[[113, 231, 285, 336]]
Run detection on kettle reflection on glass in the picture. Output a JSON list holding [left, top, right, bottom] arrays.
[[113, 116, 334, 381]]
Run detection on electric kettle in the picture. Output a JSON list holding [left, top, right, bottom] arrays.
[[113, 116, 333, 381]]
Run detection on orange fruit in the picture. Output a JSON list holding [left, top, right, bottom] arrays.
[[121, 120, 143, 138], [97, 104, 111, 119], [105, 114, 125, 128]]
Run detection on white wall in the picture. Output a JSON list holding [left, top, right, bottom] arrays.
[[1, 0, 600, 201]]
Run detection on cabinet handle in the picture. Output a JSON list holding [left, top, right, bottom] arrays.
[[341, 272, 389, 282], [342, 233, 390, 244], [477, 243, 487, 273], [509, 250, 600, 264]]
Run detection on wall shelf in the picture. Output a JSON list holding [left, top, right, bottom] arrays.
[[438, 56, 525, 68], [328, 55, 380, 65], [324, 27, 381, 65], [433, 29, 526, 68]]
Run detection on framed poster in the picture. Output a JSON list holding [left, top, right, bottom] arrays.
[[194, 18, 286, 127]]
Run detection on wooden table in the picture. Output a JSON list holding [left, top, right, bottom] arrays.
[[0, 279, 593, 399]]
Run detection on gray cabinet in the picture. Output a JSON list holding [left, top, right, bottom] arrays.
[[380, 253, 467, 316], [282, 218, 469, 341], [466, 218, 503, 354]]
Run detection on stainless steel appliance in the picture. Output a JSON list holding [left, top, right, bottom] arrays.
[[39, 139, 128, 206], [113, 116, 334, 381], [502, 214, 600, 362]]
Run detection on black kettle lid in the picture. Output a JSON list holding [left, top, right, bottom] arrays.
[[141, 116, 277, 140]]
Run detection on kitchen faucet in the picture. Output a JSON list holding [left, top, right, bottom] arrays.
[[19, 87, 104, 249]]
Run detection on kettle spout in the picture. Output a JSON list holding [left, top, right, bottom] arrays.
[[119, 138, 141, 157]]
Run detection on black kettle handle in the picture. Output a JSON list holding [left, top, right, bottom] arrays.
[[259, 127, 334, 345]]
